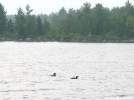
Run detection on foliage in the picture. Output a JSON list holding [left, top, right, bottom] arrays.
[[7, 18, 14, 33], [36, 16, 43, 36], [0, 3, 7, 34], [1, 0, 134, 41], [15, 8, 25, 39], [25, 5, 36, 38]]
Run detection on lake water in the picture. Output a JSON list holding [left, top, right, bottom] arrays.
[[0, 42, 134, 100]]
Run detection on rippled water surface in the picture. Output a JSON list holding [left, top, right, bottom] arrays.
[[0, 42, 134, 100]]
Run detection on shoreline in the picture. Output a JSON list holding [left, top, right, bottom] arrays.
[[0, 38, 134, 43]]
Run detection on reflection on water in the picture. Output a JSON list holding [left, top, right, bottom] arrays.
[[0, 42, 134, 100]]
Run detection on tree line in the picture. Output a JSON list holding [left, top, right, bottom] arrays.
[[0, 0, 134, 41]]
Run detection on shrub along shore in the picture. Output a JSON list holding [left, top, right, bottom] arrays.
[[0, 37, 134, 43]]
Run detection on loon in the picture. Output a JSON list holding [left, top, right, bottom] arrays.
[[71, 76, 79, 79], [51, 73, 56, 76]]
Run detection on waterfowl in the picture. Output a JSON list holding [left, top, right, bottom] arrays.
[[71, 76, 79, 79], [51, 73, 56, 76]]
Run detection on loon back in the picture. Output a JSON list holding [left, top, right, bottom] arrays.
[[71, 76, 79, 79]]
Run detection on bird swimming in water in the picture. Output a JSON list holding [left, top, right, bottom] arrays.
[[71, 76, 79, 79], [51, 73, 56, 76]]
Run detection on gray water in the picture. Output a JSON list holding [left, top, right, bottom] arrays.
[[0, 42, 134, 100]]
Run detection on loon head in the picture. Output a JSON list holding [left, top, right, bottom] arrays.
[[76, 76, 79, 79], [53, 73, 56, 76], [51, 73, 56, 76]]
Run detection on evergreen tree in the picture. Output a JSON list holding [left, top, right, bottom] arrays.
[[26, 4, 33, 15], [43, 18, 50, 35], [36, 16, 43, 36], [56, 7, 68, 35], [0, 3, 7, 34], [66, 9, 76, 34], [49, 13, 59, 28], [125, 0, 134, 16], [15, 8, 25, 39], [7, 18, 14, 33], [25, 5, 36, 38], [81, 2, 91, 35]]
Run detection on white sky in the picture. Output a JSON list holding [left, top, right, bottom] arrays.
[[0, 0, 134, 15]]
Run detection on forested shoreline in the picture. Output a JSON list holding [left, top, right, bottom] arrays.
[[1, 1, 134, 42]]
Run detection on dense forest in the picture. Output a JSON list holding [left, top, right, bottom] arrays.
[[1, 1, 134, 42]]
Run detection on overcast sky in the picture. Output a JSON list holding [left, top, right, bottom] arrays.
[[0, 0, 134, 15]]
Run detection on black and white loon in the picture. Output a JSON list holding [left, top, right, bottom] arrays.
[[71, 76, 79, 79]]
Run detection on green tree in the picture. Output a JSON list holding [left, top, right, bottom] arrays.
[[56, 7, 68, 35], [109, 7, 126, 38], [124, 0, 134, 16], [66, 9, 76, 34], [76, 2, 91, 36], [25, 4, 33, 15], [15, 8, 25, 39], [58, 7, 67, 21], [94, 3, 105, 35], [7, 18, 14, 33], [0, 3, 7, 34], [126, 16, 134, 37], [49, 13, 59, 28], [88, 10, 98, 35], [25, 5, 36, 38], [43, 18, 50, 35], [36, 16, 43, 36]]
